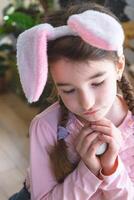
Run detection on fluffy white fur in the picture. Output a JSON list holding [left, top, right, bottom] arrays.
[[17, 24, 53, 103], [17, 10, 124, 102], [68, 10, 124, 56]]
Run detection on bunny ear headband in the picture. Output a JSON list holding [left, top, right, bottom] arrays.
[[17, 10, 124, 103]]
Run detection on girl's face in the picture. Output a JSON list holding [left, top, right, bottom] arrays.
[[50, 58, 124, 123]]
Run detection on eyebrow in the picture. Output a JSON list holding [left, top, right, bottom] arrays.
[[57, 71, 106, 87]]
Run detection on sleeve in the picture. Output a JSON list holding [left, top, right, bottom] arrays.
[[99, 156, 134, 200], [29, 117, 103, 200]]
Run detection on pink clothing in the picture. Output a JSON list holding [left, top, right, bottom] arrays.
[[29, 101, 134, 200]]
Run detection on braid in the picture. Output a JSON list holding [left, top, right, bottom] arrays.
[[118, 73, 134, 115], [49, 98, 76, 183], [59, 98, 69, 127]]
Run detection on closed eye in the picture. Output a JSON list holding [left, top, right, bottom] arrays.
[[62, 89, 75, 94], [92, 80, 104, 87]]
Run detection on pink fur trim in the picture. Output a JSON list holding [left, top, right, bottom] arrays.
[[17, 11, 125, 102], [17, 24, 53, 102], [68, 10, 124, 54]]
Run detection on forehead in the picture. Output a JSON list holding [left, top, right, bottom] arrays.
[[50, 58, 116, 81]]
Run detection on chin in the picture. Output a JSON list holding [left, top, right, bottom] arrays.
[[82, 111, 107, 122]]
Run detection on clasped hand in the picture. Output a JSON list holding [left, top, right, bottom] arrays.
[[75, 117, 123, 176]]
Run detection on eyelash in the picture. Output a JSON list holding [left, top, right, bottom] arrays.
[[62, 81, 104, 94], [92, 80, 104, 87], [62, 89, 75, 94]]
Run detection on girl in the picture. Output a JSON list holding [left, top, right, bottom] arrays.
[[10, 2, 134, 200]]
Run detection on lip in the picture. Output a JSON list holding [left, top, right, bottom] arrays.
[[83, 109, 98, 115]]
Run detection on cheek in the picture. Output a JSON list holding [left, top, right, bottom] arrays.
[[101, 79, 117, 101], [60, 95, 78, 112]]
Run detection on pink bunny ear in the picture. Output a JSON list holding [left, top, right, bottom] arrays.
[[17, 10, 125, 103], [17, 24, 54, 103], [68, 10, 124, 56]]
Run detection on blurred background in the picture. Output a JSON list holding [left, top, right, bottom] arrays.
[[0, 0, 134, 199]]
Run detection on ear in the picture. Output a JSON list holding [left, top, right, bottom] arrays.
[[115, 54, 125, 81], [68, 10, 124, 55], [17, 24, 54, 103]]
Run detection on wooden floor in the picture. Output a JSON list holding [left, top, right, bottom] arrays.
[[0, 92, 39, 200]]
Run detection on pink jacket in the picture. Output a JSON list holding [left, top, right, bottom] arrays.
[[28, 101, 134, 200]]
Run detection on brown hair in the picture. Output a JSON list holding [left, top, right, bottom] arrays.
[[46, 3, 134, 183]]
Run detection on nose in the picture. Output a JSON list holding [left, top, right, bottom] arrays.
[[79, 90, 95, 111]]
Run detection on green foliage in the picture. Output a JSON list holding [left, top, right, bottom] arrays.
[[4, 12, 37, 30], [0, 0, 55, 106], [0, 1, 43, 84]]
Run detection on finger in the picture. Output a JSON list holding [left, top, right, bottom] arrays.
[[75, 126, 94, 148], [98, 134, 114, 146], [77, 132, 98, 156], [87, 139, 104, 156], [90, 117, 111, 127], [90, 124, 111, 136]]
